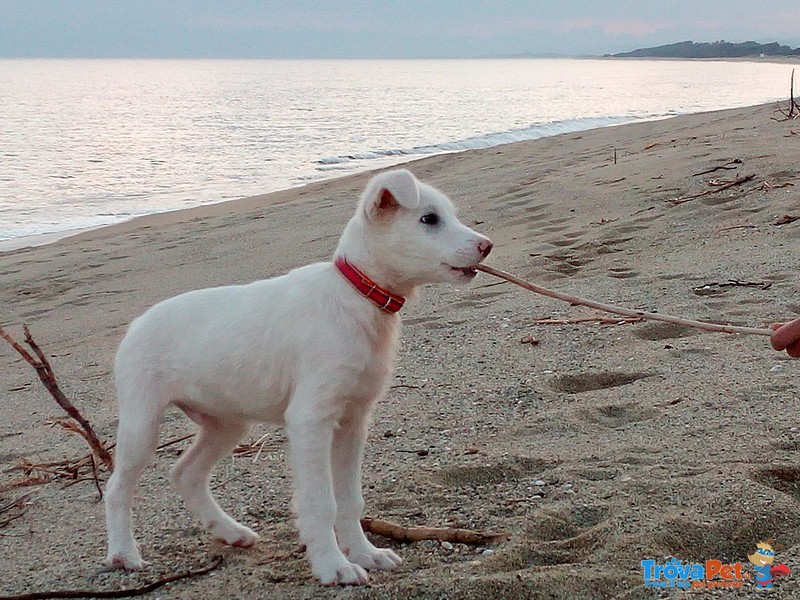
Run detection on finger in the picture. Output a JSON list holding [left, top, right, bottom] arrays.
[[771, 318, 800, 351], [772, 330, 787, 351], [789, 341, 800, 359]]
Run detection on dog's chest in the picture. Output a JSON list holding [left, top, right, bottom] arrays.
[[340, 314, 399, 397]]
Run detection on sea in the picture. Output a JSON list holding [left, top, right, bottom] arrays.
[[0, 58, 794, 245]]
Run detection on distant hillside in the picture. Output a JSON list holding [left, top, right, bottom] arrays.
[[611, 40, 800, 58]]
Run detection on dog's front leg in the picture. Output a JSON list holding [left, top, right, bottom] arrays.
[[285, 402, 369, 586], [332, 409, 402, 571]]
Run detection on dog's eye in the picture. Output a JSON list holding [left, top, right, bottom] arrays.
[[420, 213, 439, 225]]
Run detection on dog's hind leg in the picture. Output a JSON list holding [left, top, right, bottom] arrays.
[[104, 381, 165, 570], [169, 413, 258, 547], [332, 409, 402, 571]]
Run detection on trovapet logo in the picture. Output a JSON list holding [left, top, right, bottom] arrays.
[[642, 539, 790, 590], [641, 558, 748, 589]]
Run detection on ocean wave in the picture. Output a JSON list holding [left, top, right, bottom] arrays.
[[314, 114, 664, 167]]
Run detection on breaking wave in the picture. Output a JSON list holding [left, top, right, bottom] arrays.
[[315, 114, 666, 167]]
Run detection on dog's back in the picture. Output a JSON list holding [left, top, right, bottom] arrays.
[[115, 261, 398, 423]]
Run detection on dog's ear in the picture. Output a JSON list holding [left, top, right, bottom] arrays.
[[362, 169, 420, 222]]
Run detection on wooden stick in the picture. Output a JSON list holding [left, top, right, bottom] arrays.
[[0, 556, 223, 600], [0, 326, 114, 470], [360, 517, 509, 545], [476, 265, 773, 337], [669, 173, 755, 205], [533, 316, 644, 325]]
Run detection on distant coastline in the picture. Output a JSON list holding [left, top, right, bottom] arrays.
[[608, 40, 800, 59]]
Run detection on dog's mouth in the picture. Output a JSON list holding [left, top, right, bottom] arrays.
[[448, 265, 479, 278]]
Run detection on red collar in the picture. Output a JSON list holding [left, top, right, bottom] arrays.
[[334, 257, 405, 314]]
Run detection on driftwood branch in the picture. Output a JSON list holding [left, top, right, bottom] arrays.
[[0, 556, 223, 600], [669, 173, 756, 205], [0, 325, 114, 471], [476, 265, 772, 337], [360, 517, 509, 545]]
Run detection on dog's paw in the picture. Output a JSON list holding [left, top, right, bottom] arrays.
[[104, 552, 149, 571], [313, 560, 370, 586], [211, 522, 260, 547], [347, 546, 403, 571]]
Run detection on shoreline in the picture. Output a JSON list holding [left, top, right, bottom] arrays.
[[0, 113, 661, 253], [0, 99, 788, 255]]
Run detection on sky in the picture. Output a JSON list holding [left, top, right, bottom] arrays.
[[2, 1, 800, 59]]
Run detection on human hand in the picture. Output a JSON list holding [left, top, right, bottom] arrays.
[[771, 318, 800, 358]]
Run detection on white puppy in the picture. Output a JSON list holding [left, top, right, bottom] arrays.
[[104, 169, 492, 585]]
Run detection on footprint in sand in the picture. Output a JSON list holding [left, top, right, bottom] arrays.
[[480, 503, 612, 570], [751, 466, 800, 503], [542, 252, 588, 278], [578, 403, 660, 428], [547, 237, 578, 247], [448, 290, 508, 310], [549, 371, 652, 394], [607, 267, 639, 279], [433, 456, 553, 487], [655, 515, 786, 565], [633, 322, 697, 341]]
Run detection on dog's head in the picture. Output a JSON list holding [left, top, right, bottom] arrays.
[[337, 169, 492, 291]]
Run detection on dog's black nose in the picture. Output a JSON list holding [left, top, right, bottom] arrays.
[[478, 239, 493, 258]]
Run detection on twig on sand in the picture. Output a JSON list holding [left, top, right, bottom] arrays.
[[0, 491, 33, 528], [774, 214, 800, 226], [476, 265, 773, 337], [775, 68, 800, 120], [758, 180, 794, 191], [360, 517, 509, 545], [232, 433, 281, 463], [0, 556, 224, 600], [155, 433, 195, 453], [669, 174, 756, 205], [715, 224, 757, 234], [0, 325, 113, 471], [156, 432, 281, 462], [0, 454, 98, 494], [532, 316, 644, 326], [0, 491, 33, 516], [89, 455, 103, 500], [0, 474, 51, 494], [693, 280, 772, 292], [691, 160, 742, 177]]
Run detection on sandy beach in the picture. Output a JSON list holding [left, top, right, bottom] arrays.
[[2, 101, 800, 598]]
